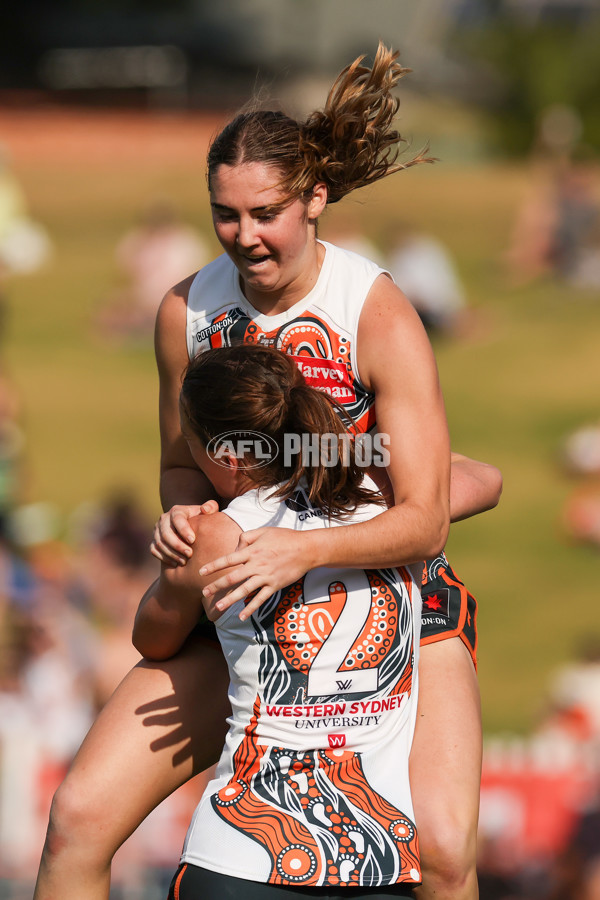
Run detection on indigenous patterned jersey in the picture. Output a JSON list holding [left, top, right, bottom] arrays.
[[185, 240, 478, 661], [186, 241, 384, 434], [180, 483, 422, 888]]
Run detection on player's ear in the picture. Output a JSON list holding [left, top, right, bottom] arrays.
[[307, 183, 328, 220], [219, 450, 240, 473]]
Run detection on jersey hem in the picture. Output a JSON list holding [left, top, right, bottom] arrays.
[[179, 853, 422, 888]]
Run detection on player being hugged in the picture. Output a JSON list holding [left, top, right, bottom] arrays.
[[135, 343, 422, 898]]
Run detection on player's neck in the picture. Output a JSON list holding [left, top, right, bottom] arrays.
[[240, 241, 325, 316]]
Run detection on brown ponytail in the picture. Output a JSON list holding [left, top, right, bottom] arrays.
[[207, 42, 434, 204], [180, 345, 384, 518], [297, 42, 433, 203]]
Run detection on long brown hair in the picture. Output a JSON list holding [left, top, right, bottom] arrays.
[[207, 42, 433, 205], [180, 345, 384, 518]]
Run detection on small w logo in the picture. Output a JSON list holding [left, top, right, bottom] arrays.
[[328, 734, 346, 749], [336, 679, 352, 691]]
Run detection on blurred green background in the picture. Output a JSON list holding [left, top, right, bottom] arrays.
[[4, 110, 599, 736], [2, 0, 600, 737]]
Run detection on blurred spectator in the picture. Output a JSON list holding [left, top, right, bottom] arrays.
[[18, 610, 96, 763], [504, 160, 558, 285], [70, 492, 157, 706], [552, 160, 600, 284], [0, 491, 161, 893], [545, 635, 600, 745], [563, 422, 600, 478], [97, 199, 209, 341], [93, 492, 153, 573], [476, 632, 600, 898], [562, 481, 600, 549], [325, 217, 479, 339], [0, 367, 25, 540], [476, 834, 526, 899], [506, 144, 600, 288], [560, 417, 600, 551], [0, 564, 97, 881], [547, 799, 600, 900], [385, 221, 470, 337], [323, 218, 386, 266], [0, 144, 51, 284], [479, 733, 593, 874]]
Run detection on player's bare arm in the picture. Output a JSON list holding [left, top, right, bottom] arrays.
[[449, 452, 502, 522], [152, 279, 220, 564], [300, 274, 452, 566], [135, 512, 241, 660]]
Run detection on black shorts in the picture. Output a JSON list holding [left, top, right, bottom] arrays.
[[419, 553, 478, 669], [168, 864, 416, 900]]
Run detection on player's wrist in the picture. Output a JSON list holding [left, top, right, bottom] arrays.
[[302, 528, 327, 571]]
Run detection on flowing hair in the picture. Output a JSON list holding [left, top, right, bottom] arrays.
[[207, 42, 434, 204]]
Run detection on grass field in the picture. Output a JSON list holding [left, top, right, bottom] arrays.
[[2, 107, 599, 734]]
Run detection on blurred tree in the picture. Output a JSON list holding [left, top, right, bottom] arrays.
[[457, 11, 600, 155]]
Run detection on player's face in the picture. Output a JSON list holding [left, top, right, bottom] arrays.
[[180, 405, 249, 500], [210, 162, 327, 308]]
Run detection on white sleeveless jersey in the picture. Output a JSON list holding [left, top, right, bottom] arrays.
[[184, 240, 480, 663], [180, 483, 423, 888], [186, 241, 387, 433]]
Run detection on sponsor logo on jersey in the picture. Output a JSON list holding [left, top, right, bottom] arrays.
[[328, 733, 347, 748], [421, 588, 450, 618], [289, 355, 356, 402], [196, 314, 235, 343]]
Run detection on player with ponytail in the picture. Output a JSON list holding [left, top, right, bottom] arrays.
[[35, 44, 500, 900], [133, 343, 421, 898]]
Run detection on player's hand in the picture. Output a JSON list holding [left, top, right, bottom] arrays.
[[150, 501, 219, 567], [200, 527, 317, 620]]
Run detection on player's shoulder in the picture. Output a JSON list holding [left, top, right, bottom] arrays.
[[359, 272, 425, 337], [357, 275, 437, 390], [155, 274, 197, 368], [155, 256, 228, 349], [161, 512, 241, 595], [190, 511, 241, 566], [156, 271, 198, 325]]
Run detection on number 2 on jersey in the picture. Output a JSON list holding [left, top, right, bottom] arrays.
[[274, 567, 400, 698]]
